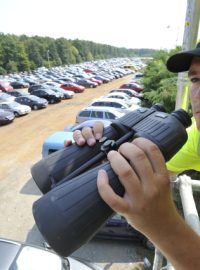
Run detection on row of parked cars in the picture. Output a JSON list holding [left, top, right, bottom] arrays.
[[75, 79, 144, 124], [0, 58, 135, 126], [0, 87, 74, 126]]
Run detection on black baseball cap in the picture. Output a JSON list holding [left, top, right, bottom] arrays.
[[166, 42, 200, 73]]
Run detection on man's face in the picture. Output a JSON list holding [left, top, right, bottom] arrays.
[[188, 57, 200, 130]]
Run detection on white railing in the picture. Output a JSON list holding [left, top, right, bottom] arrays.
[[152, 174, 200, 270]]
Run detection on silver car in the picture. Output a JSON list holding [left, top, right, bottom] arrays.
[[0, 101, 31, 116], [76, 106, 126, 123], [0, 238, 102, 270]]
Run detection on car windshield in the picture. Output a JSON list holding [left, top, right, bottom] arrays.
[[43, 89, 54, 94], [0, 93, 12, 98], [10, 102, 20, 107], [20, 92, 30, 96], [29, 96, 41, 101]]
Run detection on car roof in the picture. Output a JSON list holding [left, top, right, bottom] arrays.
[[105, 92, 130, 98], [92, 97, 128, 103], [79, 106, 124, 112], [0, 101, 15, 104]]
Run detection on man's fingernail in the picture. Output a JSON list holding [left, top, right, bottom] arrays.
[[77, 138, 84, 145], [88, 138, 95, 145], [95, 133, 101, 140]]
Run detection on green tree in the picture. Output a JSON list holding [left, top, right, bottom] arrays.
[[6, 60, 18, 73], [142, 48, 181, 112], [25, 39, 43, 68]]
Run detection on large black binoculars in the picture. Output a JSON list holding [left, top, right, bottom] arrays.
[[31, 105, 191, 257]]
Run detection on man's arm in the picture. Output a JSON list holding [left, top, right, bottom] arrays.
[[97, 138, 200, 270]]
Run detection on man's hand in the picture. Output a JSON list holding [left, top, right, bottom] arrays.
[[65, 121, 104, 147], [97, 137, 177, 235]]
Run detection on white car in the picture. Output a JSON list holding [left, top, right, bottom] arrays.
[[109, 88, 144, 99], [104, 92, 141, 106], [89, 98, 140, 113], [0, 101, 31, 116]]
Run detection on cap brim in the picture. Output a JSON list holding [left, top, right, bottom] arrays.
[[166, 48, 200, 73]]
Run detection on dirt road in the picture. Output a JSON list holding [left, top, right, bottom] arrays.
[[0, 75, 153, 269]]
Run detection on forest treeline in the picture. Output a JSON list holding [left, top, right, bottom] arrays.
[[0, 33, 156, 75]]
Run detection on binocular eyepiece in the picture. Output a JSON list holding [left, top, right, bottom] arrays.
[[31, 104, 191, 257]]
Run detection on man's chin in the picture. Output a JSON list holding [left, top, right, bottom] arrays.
[[194, 116, 200, 131]]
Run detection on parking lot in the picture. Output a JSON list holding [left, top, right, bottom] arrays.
[[0, 74, 154, 269]]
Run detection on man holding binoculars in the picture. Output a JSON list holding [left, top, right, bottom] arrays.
[[67, 44, 200, 269]]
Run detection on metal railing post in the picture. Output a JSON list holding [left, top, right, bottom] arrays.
[[175, 175, 200, 235], [152, 248, 164, 270]]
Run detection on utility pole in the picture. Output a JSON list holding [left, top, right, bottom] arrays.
[[175, 0, 200, 110], [47, 50, 50, 69]]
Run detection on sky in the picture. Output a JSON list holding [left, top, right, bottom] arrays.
[[0, 0, 197, 50]]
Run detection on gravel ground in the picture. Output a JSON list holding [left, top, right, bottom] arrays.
[[0, 75, 154, 269]]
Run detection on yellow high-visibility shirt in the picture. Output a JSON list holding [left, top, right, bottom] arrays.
[[167, 118, 200, 173]]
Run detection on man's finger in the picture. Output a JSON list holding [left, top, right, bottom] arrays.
[[97, 169, 128, 214], [132, 138, 167, 175], [93, 121, 104, 140], [81, 127, 96, 146], [107, 150, 141, 196], [73, 130, 86, 146], [64, 139, 72, 147]]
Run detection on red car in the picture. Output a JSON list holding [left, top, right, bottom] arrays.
[[0, 81, 13, 92], [60, 83, 85, 93], [120, 83, 144, 93], [89, 77, 103, 85]]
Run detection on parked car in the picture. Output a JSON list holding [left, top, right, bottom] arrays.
[[0, 101, 31, 116], [120, 83, 144, 93], [89, 98, 140, 112], [30, 89, 62, 104], [75, 79, 98, 88], [15, 95, 48, 110], [4, 90, 30, 98], [135, 72, 144, 79], [89, 77, 103, 85], [76, 106, 126, 123], [0, 109, 15, 125], [0, 92, 15, 102], [42, 81, 61, 88], [93, 75, 110, 83], [109, 88, 144, 99], [50, 87, 74, 99], [28, 84, 47, 93], [10, 80, 29, 89], [60, 83, 85, 93], [0, 238, 103, 270], [104, 92, 141, 106], [0, 81, 13, 91]]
